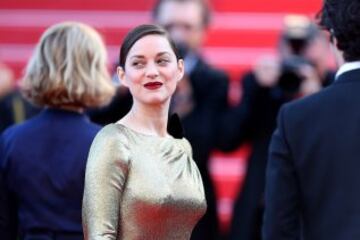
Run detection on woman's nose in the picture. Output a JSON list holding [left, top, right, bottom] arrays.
[[145, 62, 159, 79]]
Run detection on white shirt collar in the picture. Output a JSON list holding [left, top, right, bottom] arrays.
[[335, 61, 360, 80]]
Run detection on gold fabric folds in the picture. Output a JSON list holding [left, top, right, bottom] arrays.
[[82, 124, 207, 240]]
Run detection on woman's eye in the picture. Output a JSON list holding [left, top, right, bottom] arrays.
[[157, 59, 170, 65], [132, 62, 144, 68]]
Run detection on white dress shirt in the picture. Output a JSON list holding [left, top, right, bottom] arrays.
[[335, 61, 360, 80]]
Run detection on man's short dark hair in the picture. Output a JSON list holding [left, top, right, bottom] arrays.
[[152, 0, 211, 27], [318, 0, 360, 61]]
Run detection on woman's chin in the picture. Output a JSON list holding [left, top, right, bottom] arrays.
[[141, 96, 170, 106]]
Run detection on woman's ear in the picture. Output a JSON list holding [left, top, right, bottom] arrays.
[[177, 59, 185, 82], [330, 36, 345, 67], [117, 66, 128, 87]]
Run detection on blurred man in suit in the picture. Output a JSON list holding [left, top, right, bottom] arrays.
[[153, 1, 229, 239], [263, 0, 360, 239]]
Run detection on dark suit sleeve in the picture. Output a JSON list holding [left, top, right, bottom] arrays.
[[0, 135, 18, 239], [217, 72, 274, 151], [185, 64, 230, 163], [262, 105, 301, 240]]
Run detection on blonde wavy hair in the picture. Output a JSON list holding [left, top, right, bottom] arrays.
[[21, 22, 115, 108]]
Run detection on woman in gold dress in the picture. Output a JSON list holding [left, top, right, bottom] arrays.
[[82, 24, 207, 240]]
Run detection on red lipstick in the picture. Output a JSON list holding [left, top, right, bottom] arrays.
[[144, 82, 163, 90]]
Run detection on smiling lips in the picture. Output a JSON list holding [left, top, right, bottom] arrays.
[[144, 82, 163, 90]]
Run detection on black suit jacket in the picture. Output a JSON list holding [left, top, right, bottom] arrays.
[[263, 68, 360, 240], [182, 57, 229, 240], [183, 58, 229, 168]]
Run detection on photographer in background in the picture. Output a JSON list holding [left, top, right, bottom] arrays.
[[278, 15, 334, 95], [220, 15, 335, 240], [255, 15, 334, 99]]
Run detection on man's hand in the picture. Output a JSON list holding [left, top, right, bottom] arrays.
[[253, 55, 281, 88]]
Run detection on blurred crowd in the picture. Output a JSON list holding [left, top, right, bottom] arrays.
[[0, 0, 336, 239]]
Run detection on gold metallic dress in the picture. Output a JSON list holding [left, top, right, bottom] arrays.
[[82, 123, 207, 240]]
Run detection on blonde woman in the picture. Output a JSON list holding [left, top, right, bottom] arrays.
[[82, 24, 207, 239], [0, 22, 115, 239]]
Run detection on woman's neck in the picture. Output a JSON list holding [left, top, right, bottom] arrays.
[[120, 101, 170, 137]]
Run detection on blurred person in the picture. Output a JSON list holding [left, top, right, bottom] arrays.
[[82, 24, 206, 240], [154, 1, 229, 239], [0, 63, 41, 133], [221, 15, 335, 240], [0, 22, 115, 240], [279, 15, 335, 86], [263, 0, 360, 239], [255, 15, 334, 95]]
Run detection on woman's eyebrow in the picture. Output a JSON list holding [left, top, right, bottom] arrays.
[[157, 52, 171, 57], [130, 55, 145, 60]]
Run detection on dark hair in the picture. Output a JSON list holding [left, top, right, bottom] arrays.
[[152, 0, 211, 27], [119, 24, 181, 68], [318, 0, 360, 61]]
